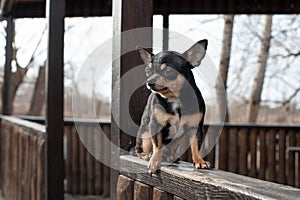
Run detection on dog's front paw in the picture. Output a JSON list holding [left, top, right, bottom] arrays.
[[147, 151, 162, 175], [194, 159, 212, 169]]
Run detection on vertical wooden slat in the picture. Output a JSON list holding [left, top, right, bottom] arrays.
[[278, 129, 286, 184], [297, 131, 300, 188], [238, 128, 248, 175], [134, 181, 151, 200], [94, 126, 102, 195], [18, 132, 24, 200], [103, 125, 111, 197], [249, 128, 258, 177], [259, 129, 266, 180], [267, 129, 276, 182], [228, 128, 238, 173], [153, 187, 173, 200], [117, 175, 134, 200], [37, 139, 46, 200], [86, 126, 95, 194], [71, 126, 79, 194], [2, 17, 13, 115], [31, 136, 38, 200], [65, 126, 72, 193], [288, 130, 295, 186], [173, 196, 184, 200], [45, 0, 65, 199], [78, 126, 87, 195], [12, 127, 19, 200], [218, 127, 228, 170]]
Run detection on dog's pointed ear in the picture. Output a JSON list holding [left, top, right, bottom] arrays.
[[136, 46, 153, 64], [182, 39, 207, 68]]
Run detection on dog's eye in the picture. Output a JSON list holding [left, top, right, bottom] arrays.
[[145, 68, 153, 77], [164, 67, 175, 76]]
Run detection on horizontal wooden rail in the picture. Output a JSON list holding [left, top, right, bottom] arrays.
[[118, 155, 300, 200]]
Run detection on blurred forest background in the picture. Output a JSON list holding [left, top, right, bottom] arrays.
[[0, 14, 299, 124]]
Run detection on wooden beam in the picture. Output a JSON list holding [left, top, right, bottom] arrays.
[[162, 14, 169, 50], [111, 0, 153, 199], [119, 155, 300, 200], [45, 0, 65, 199], [2, 16, 13, 115]]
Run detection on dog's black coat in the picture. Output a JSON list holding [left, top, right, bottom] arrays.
[[135, 40, 211, 174]]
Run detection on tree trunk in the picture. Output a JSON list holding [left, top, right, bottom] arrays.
[[28, 66, 45, 116], [247, 15, 273, 123], [216, 14, 234, 122]]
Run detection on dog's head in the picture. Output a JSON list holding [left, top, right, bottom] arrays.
[[137, 40, 207, 99]]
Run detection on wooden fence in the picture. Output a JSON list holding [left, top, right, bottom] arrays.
[[117, 155, 300, 200], [19, 116, 300, 194], [63, 120, 111, 196], [217, 124, 300, 188], [0, 116, 46, 200]]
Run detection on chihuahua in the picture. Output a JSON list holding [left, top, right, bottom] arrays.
[[135, 40, 211, 174]]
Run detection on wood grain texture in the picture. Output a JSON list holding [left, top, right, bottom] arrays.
[[134, 181, 152, 200], [117, 175, 134, 200], [153, 187, 172, 200], [119, 155, 300, 200]]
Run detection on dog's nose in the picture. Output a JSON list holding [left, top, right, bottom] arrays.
[[146, 79, 155, 88]]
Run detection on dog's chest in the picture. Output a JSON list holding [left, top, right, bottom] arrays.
[[162, 100, 183, 140]]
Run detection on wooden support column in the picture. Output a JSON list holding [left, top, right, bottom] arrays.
[[45, 0, 65, 199], [2, 16, 13, 115], [111, 0, 153, 199], [163, 14, 169, 50]]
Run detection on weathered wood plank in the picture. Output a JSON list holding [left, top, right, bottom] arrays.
[[102, 125, 111, 197], [71, 126, 79, 194], [65, 126, 72, 193], [117, 175, 134, 200], [78, 126, 87, 195], [267, 129, 276, 182], [119, 155, 300, 200], [228, 128, 238, 173], [218, 127, 228, 170], [153, 187, 172, 200], [258, 129, 266, 180], [288, 130, 295, 186], [134, 181, 152, 200], [94, 126, 103, 195], [86, 126, 95, 195], [238, 128, 248, 175], [249, 128, 257, 177]]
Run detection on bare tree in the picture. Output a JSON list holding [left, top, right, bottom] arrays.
[[8, 22, 46, 114], [247, 15, 273, 123], [28, 65, 45, 115], [216, 15, 234, 122]]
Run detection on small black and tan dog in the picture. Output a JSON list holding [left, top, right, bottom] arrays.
[[135, 40, 211, 174]]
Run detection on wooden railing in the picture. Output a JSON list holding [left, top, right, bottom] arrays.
[[18, 116, 300, 193], [0, 116, 46, 200], [117, 155, 300, 200]]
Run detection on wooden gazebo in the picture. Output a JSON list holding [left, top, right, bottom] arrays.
[[0, 0, 300, 200]]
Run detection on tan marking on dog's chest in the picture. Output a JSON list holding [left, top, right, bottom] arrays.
[[153, 107, 176, 124], [180, 113, 204, 127]]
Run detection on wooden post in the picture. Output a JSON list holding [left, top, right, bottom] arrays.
[[45, 0, 65, 199], [111, 0, 153, 199], [2, 16, 13, 115], [163, 14, 169, 50]]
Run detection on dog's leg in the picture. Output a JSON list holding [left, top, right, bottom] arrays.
[[148, 132, 163, 174], [189, 133, 211, 169]]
